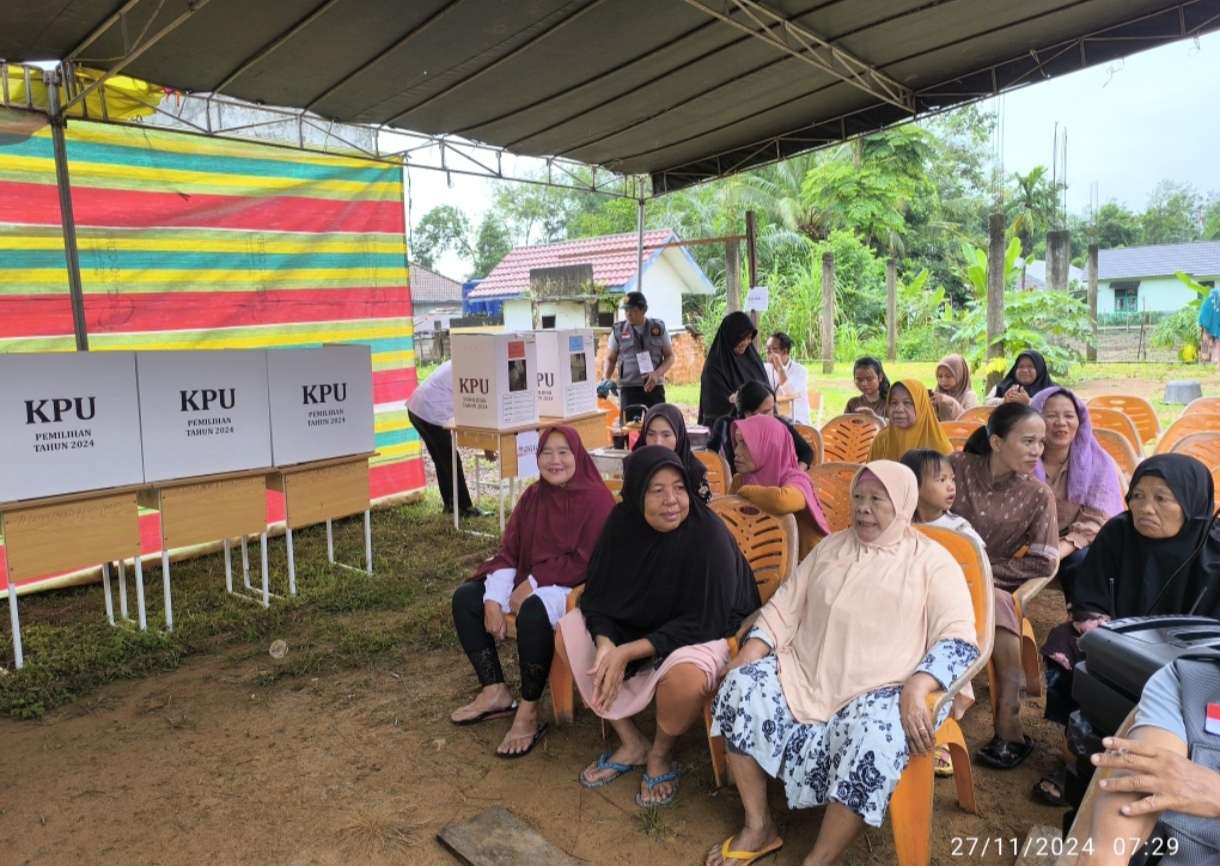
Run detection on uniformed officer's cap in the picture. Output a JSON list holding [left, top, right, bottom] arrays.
[[621, 291, 647, 310]]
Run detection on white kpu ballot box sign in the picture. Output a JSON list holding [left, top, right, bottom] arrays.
[[0, 351, 145, 502], [451, 333, 539, 429], [136, 350, 273, 482], [265, 345, 375, 466], [533, 329, 596, 418]]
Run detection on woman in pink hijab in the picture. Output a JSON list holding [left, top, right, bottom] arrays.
[[705, 462, 978, 866], [730, 414, 829, 559]]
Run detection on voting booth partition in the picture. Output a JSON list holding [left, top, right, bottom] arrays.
[[0, 347, 377, 668]]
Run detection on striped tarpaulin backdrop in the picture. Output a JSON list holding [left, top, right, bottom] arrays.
[[0, 120, 423, 595]]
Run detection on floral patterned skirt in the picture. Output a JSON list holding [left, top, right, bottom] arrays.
[[711, 655, 950, 827]]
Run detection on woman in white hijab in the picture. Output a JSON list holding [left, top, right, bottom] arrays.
[[704, 461, 979, 866]]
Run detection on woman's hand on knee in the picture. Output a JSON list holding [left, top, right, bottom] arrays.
[[724, 637, 770, 676], [508, 580, 533, 615], [484, 601, 507, 639], [588, 643, 629, 714], [899, 672, 939, 756]]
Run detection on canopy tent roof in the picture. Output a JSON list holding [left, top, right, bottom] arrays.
[[3, 0, 1219, 193]]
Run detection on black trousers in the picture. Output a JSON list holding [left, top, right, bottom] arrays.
[[619, 385, 666, 422], [409, 410, 472, 511], [452, 581, 555, 702], [1056, 546, 1090, 604]]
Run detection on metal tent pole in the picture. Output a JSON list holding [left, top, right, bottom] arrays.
[[636, 195, 645, 295], [45, 69, 89, 352]]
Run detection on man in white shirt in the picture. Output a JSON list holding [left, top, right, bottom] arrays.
[[765, 332, 811, 425], [406, 360, 487, 517]]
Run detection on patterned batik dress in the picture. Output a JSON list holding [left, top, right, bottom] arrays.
[[711, 633, 979, 827]]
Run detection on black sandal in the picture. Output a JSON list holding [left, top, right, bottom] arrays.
[[1034, 768, 1070, 806], [977, 734, 1035, 769]]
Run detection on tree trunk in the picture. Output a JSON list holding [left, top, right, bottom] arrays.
[[746, 210, 760, 342], [821, 252, 835, 374], [725, 240, 742, 314], [886, 257, 897, 362], [986, 212, 1007, 391]]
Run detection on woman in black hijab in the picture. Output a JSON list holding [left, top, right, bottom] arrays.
[[556, 446, 760, 808], [1036, 454, 1220, 804], [631, 403, 712, 502], [699, 311, 768, 425], [986, 350, 1057, 404]]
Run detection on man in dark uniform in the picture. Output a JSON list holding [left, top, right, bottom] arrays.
[[598, 291, 675, 419]]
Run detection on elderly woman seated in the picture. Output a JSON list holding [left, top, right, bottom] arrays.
[[706, 461, 979, 866], [556, 446, 761, 808]]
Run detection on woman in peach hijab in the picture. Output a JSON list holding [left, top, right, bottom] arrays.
[[704, 461, 978, 866]]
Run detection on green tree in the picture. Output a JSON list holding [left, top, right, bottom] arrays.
[[410, 204, 471, 269], [1005, 166, 1058, 261], [1140, 180, 1202, 245], [1092, 200, 1142, 248], [470, 215, 512, 279]]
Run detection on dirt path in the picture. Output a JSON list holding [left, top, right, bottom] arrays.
[[0, 586, 1077, 866]]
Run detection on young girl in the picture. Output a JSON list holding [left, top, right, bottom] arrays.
[[899, 446, 984, 778], [844, 356, 891, 417], [899, 448, 985, 549]]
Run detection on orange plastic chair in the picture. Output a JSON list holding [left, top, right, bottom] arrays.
[[1156, 413, 1220, 455], [545, 588, 586, 725], [598, 397, 619, 446], [819, 413, 884, 464], [889, 526, 995, 866], [1013, 573, 1051, 699], [941, 419, 983, 441], [693, 449, 731, 497], [958, 405, 993, 425], [1085, 395, 1161, 448], [792, 423, 824, 466], [807, 462, 861, 533], [1092, 428, 1139, 480], [1088, 407, 1144, 458], [806, 391, 824, 427], [948, 436, 970, 452], [1169, 431, 1220, 470], [1182, 395, 1220, 417], [704, 499, 799, 787]]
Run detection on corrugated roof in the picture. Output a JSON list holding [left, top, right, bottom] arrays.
[[470, 229, 677, 299], [1098, 241, 1220, 280], [409, 264, 464, 303]]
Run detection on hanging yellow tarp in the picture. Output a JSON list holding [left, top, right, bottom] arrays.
[[3, 65, 163, 121]]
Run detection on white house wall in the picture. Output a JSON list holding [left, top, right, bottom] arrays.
[[624, 254, 686, 332], [503, 300, 591, 330], [503, 299, 532, 331], [1097, 275, 1215, 315]]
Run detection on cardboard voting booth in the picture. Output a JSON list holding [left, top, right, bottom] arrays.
[[136, 349, 273, 482], [265, 345, 375, 466], [0, 351, 144, 503], [451, 333, 539, 429], [533, 329, 596, 418]]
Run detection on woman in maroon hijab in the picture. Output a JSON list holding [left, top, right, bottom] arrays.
[[449, 426, 616, 757]]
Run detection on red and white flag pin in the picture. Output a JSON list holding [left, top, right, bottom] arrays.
[[1207, 703, 1220, 737]]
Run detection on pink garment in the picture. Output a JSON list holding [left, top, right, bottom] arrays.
[[557, 609, 729, 720], [733, 414, 830, 534]]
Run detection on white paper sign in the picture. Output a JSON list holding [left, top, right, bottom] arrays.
[[746, 286, 770, 312], [265, 346, 375, 467], [0, 352, 144, 502], [136, 350, 273, 483], [516, 430, 540, 479]]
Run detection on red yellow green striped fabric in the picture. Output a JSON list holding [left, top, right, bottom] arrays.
[[0, 120, 423, 592]]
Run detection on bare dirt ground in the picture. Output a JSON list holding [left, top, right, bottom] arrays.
[[0, 587, 1073, 866]]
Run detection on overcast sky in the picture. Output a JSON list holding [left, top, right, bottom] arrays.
[[405, 30, 1220, 278]]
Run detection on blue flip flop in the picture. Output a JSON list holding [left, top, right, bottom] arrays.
[[635, 761, 682, 808], [579, 750, 645, 789]]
